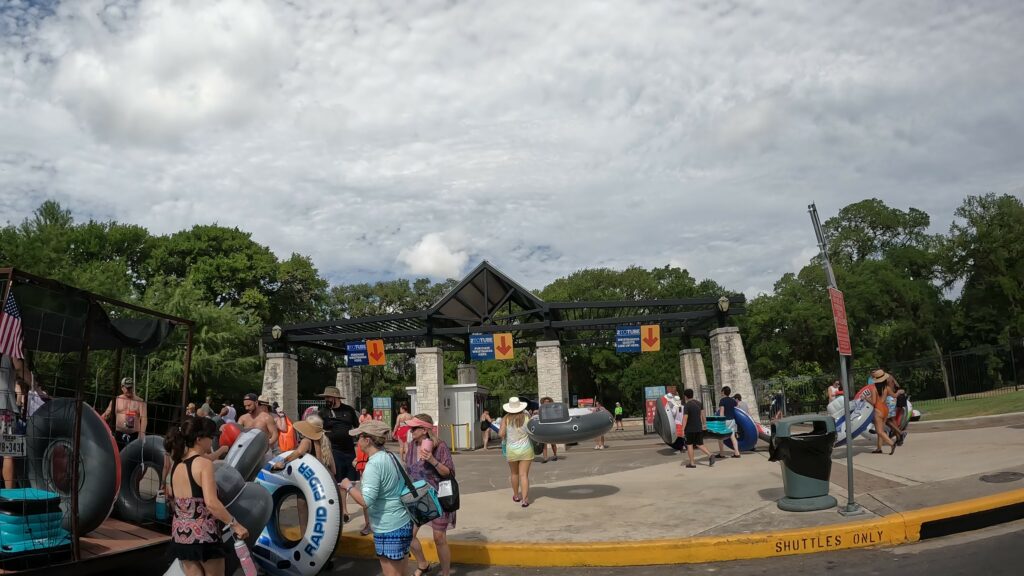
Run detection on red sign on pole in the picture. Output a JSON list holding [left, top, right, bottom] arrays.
[[828, 287, 853, 356]]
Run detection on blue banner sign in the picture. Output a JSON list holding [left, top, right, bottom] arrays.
[[372, 397, 392, 409], [644, 386, 667, 400], [346, 341, 368, 366], [469, 333, 496, 360], [615, 326, 642, 353]]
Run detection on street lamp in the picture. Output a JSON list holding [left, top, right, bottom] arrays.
[[717, 296, 730, 328], [271, 325, 282, 340]]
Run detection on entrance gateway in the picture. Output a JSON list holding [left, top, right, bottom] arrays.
[[260, 261, 754, 445]]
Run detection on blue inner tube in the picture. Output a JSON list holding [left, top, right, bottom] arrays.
[[723, 408, 759, 452], [26, 398, 120, 535], [254, 453, 341, 576], [834, 401, 874, 447]]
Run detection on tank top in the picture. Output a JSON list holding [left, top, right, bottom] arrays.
[[171, 456, 219, 544]]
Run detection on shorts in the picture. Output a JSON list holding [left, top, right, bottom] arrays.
[[374, 521, 413, 560], [724, 419, 736, 433], [614, 414, 623, 422], [333, 450, 358, 482], [684, 431, 704, 446], [116, 431, 139, 451]]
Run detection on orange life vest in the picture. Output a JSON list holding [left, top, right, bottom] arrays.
[[277, 413, 297, 452]]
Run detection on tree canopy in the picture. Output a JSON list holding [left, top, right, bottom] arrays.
[[3, 194, 1021, 414]]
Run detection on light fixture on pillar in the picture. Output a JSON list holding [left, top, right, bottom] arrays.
[[271, 325, 283, 340], [717, 297, 730, 327]]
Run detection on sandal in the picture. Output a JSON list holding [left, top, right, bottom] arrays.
[[871, 449, 883, 454], [513, 495, 521, 502], [359, 526, 372, 536], [521, 500, 530, 508], [342, 514, 350, 523], [413, 562, 437, 576]]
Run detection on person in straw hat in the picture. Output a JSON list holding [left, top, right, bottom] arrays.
[[868, 369, 899, 454], [500, 396, 535, 507]]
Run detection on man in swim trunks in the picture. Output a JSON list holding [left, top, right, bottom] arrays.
[[681, 389, 715, 468], [237, 392, 279, 452], [102, 377, 148, 451]]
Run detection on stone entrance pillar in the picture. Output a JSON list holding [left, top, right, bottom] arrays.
[[457, 363, 478, 384], [262, 352, 298, 420], [415, 347, 444, 423], [679, 348, 708, 391], [536, 341, 565, 403], [709, 327, 757, 417], [335, 367, 362, 409]]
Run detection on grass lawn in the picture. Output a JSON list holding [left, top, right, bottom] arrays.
[[914, 389, 1024, 420]]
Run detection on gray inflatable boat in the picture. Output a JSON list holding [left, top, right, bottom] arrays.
[[526, 402, 614, 444]]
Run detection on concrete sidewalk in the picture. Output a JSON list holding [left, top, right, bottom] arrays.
[[336, 413, 1024, 558]]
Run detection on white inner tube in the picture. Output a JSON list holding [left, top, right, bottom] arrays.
[[254, 452, 341, 576]]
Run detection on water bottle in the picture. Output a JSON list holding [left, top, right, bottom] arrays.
[[420, 438, 433, 461], [234, 537, 257, 576], [155, 491, 168, 521]]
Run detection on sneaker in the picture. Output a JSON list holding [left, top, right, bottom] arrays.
[[708, 455, 716, 467]]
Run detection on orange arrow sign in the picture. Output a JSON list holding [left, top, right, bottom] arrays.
[[367, 339, 386, 366], [641, 325, 661, 352], [494, 333, 514, 360]]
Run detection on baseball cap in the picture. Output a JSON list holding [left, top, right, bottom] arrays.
[[244, 393, 259, 402]]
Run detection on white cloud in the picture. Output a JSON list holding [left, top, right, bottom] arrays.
[[398, 232, 469, 280], [2, 0, 1024, 294]]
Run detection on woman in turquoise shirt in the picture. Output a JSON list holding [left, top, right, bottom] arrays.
[[341, 420, 412, 576]]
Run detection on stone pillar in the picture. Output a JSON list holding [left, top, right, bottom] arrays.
[[679, 349, 708, 391], [536, 341, 565, 403], [457, 363, 478, 384], [709, 327, 757, 417], [335, 367, 362, 409], [415, 347, 444, 424], [262, 352, 298, 421]]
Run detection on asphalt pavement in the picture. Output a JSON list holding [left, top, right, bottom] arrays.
[[327, 518, 1024, 576]]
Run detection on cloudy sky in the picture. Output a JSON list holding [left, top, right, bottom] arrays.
[[2, 0, 1023, 297]]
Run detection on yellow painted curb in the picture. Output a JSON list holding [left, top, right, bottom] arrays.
[[333, 488, 1024, 567]]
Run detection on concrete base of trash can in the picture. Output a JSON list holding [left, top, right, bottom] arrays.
[[777, 494, 837, 512]]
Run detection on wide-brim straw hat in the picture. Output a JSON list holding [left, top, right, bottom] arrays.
[[294, 420, 324, 441], [503, 396, 528, 414], [317, 386, 344, 399], [871, 369, 892, 384], [405, 417, 435, 431], [348, 420, 390, 438]]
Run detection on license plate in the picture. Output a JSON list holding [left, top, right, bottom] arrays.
[[0, 435, 26, 457]]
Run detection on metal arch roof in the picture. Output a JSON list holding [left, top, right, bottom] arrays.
[[264, 261, 745, 354], [427, 260, 546, 328]]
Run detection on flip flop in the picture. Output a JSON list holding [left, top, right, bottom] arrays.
[[521, 500, 530, 508], [413, 562, 438, 576], [359, 526, 372, 536], [513, 495, 521, 502]]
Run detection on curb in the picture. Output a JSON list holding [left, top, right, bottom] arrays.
[[334, 487, 1024, 566]]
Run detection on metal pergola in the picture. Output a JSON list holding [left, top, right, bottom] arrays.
[[263, 261, 745, 359]]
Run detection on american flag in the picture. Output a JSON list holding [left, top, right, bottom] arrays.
[[0, 290, 24, 359]]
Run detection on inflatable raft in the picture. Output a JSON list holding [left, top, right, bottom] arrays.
[[115, 435, 166, 524], [829, 396, 875, 447], [526, 402, 614, 444], [254, 453, 341, 576], [722, 408, 761, 452], [25, 398, 120, 535]]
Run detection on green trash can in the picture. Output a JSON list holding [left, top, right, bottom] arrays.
[[768, 415, 838, 512]]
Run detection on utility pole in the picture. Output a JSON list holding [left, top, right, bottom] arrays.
[[808, 203, 863, 516]]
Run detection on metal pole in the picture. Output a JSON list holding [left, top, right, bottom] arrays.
[[70, 300, 94, 561], [180, 325, 194, 421], [809, 203, 862, 516]]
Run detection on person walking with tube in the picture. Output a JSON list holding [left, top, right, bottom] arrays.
[[165, 416, 249, 576], [868, 369, 899, 454], [339, 420, 412, 576], [404, 414, 456, 576], [500, 397, 534, 507]]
